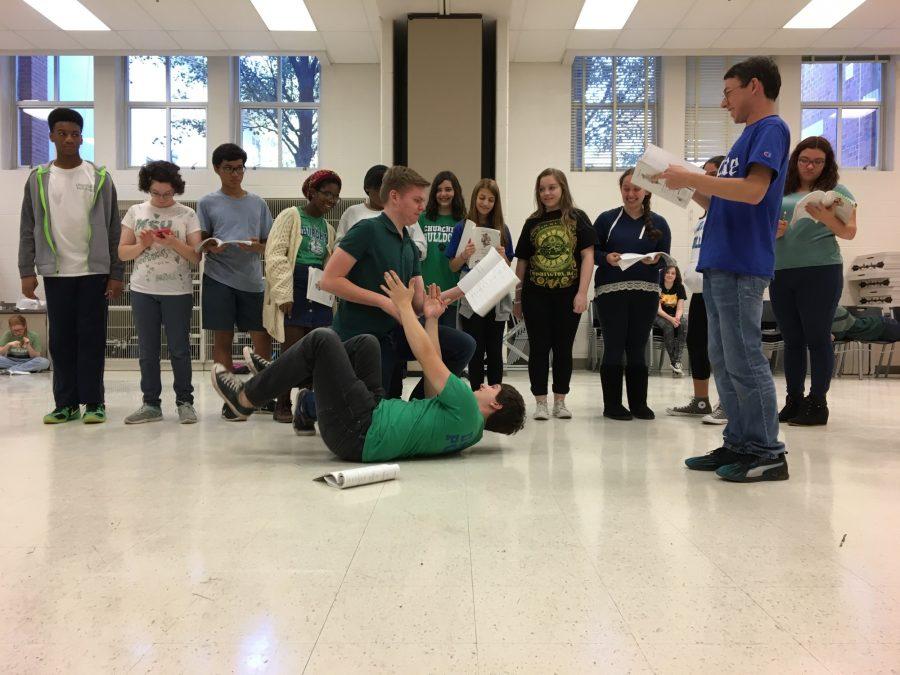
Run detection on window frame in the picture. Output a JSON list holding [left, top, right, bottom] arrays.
[[15, 55, 94, 168], [235, 55, 321, 170], [800, 56, 887, 171], [125, 55, 209, 169], [684, 55, 748, 166], [571, 56, 659, 172]]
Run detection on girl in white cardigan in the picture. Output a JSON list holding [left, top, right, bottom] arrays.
[[263, 170, 340, 422]]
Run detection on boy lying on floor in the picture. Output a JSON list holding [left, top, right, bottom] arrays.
[[211, 272, 525, 462]]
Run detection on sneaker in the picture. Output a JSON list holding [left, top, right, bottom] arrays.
[[43, 405, 81, 425], [553, 400, 572, 419], [702, 403, 727, 425], [221, 403, 244, 422], [667, 397, 711, 417], [257, 399, 277, 414], [533, 401, 550, 421], [177, 402, 198, 424], [210, 365, 254, 421], [788, 395, 829, 427], [242, 346, 271, 375], [716, 453, 790, 483], [83, 404, 107, 424], [293, 388, 316, 436], [273, 396, 293, 423], [671, 362, 684, 377], [778, 394, 803, 423], [124, 404, 162, 425], [684, 446, 743, 471]]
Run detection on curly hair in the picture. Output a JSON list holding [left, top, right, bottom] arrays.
[[137, 160, 185, 195], [784, 136, 839, 195], [619, 168, 662, 241], [47, 107, 83, 132], [425, 171, 466, 222], [301, 169, 342, 199], [483, 384, 526, 435]]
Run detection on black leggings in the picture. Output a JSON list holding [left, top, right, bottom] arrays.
[[460, 309, 505, 389], [594, 290, 658, 367], [686, 292, 710, 380], [769, 264, 843, 397], [522, 289, 581, 396]]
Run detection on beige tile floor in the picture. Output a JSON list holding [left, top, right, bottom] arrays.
[[1, 369, 898, 674]]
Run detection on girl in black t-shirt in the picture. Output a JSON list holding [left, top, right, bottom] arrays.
[[654, 265, 688, 376], [513, 168, 597, 421]]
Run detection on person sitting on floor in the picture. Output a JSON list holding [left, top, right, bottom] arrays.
[[0, 315, 50, 374], [832, 305, 900, 343], [211, 273, 526, 462]]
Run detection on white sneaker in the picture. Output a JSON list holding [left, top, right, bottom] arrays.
[[702, 403, 728, 425], [553, 400, 572, 419], [533, 401, 550, 420], [672, 362, 684, 377]]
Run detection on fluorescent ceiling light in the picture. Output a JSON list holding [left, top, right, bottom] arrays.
[[22, 0, 109, 31], [250, 0, 316, 31], [575, 0, 639, 30], [784, 0, 867, 29]]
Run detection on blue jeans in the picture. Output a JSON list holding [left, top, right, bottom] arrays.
[[131, 291, 194, 406], [0, 355, 50, 372], [704, 270, 784, 459]]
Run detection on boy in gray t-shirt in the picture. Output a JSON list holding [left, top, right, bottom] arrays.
[[197, 145, 273, 419]]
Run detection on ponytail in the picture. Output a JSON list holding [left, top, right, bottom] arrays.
[[641, 194, 661, 241]]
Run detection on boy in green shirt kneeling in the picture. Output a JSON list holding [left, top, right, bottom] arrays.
[[211, 272, 526, 461]]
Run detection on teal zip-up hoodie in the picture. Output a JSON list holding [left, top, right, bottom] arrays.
[[18, 160, 124, 281]]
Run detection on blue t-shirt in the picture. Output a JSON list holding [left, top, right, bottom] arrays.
[[698, 115, 790, 278], [445, 223, 514, 271], [197, 190, 273, 293]]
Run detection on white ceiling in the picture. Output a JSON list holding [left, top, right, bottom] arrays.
[[0, 0, 897, 63]]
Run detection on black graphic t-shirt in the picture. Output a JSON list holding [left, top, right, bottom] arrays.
[[514, 209, 597, 293]]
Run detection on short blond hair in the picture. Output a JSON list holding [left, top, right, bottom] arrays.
[[379, 166, 430, 203], [8, 314, 27, 329]]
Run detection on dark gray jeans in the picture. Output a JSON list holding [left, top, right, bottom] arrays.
[[244, 329, 384, 461], [131, 291, 194, 406]]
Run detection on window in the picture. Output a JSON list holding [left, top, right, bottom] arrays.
[[684, 56, 747, 165], [127, 56, 208, 168], [16, 55, 94, 166], [801, 58, 885, 169], [238, 56, 320, 169], [571, 56, 658, 171]]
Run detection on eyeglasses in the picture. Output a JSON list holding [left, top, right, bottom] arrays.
[[316, 189, 340, 201], [150, 190, 175, 199], [219, 165, 245, 175], [722, 83, 747, 102], [797, 157, 826, 167]]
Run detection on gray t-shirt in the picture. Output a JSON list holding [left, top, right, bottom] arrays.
[[197, 190, 273, 293]]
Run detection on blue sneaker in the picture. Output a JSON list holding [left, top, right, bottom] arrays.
[[293, 388, 316, 437], [684, 446, 742, 471], [716, 453, 790, 483]]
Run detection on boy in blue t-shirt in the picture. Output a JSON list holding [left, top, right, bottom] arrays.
[[659, 57, 789, 483]]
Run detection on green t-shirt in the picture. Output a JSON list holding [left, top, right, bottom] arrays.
[[1, 330, 41, 359], [332, 213, 422, 340], [362, 374, 485, 462], [295, 209, 329, 267], [418, 214, 460, 291], [776, 184, 854, 270], [831, 306, 883, 342]]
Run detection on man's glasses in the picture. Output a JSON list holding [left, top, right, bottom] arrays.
[[219, 165, 245, 175], [722, 83, 747, 102]]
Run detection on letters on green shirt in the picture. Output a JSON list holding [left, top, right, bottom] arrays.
[[418, 214, 461, 291]]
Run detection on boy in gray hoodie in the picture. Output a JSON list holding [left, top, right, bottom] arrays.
[[19, 107, 123, 424]]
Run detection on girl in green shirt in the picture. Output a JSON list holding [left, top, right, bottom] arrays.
[[771, 136, 858, 427], [419, 170, 465, 327]]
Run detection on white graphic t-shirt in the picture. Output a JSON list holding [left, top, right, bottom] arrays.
[[46, 162, 95, 276], [122, 201, 201, 295]]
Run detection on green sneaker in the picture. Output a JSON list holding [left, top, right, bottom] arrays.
[[43, 405, 81, 424], [83, 404, 107, 424]]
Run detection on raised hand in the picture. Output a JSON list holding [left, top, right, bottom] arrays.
[[423, 283, 447, 320], [380, 270, 415, 310]]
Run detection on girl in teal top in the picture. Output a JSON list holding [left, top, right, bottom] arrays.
[[770, 136, 858, 427], [419, 170, 464, 327]]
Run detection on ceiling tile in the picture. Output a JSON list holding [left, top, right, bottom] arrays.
[[80, 0, 160, 31], [664, 28, 720, 50], [762, 29, 827, 49], [817, 28, 881, 48], [835, 0, 900, 30], [625, 0, 695, 30], [306, 0, 370, 31], [2, 2, 57, 30], [321, 31, 378, 63], [220, 31, 278, 51], [270, 31, 328, 51], [190, 0, 266, 32], [514, 29, 569, 62], [169, 31, 228, 51], [0, 30, 35, 50], [614, 28, 673, 50], [734, 0, 811, 30], [711, 28, 776, 48], [12, 31, 85, 50], [520, 0, 581, 30], [679, 0, 753, 30], [508, 0, 527, 31], [509, 29, 521, 56], [71, 31, 133, 50], [132, 0, 213, 31], [119, 30, 181, 51], [565, 30, 619, 51], [866, 28, 900, 48]]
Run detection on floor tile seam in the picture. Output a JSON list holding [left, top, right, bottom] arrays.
[[464, 461, 480, 658], [301, 479, 387, 674]]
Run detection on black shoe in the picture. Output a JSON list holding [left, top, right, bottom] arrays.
[[789, 395, 829, 426], [625, 365, 654, 420], [778, 394, 803, 423], [600, 364, 632, 420], [293, 388, 317, 436], [716, 453, 790, 482], [273, 395, 293, 423], [221, 403, 243, 421], [257, 399, 277, 414], [684, 446, 743, 471], [242, 346, 271, 375], [211, 365, 254, 420]]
